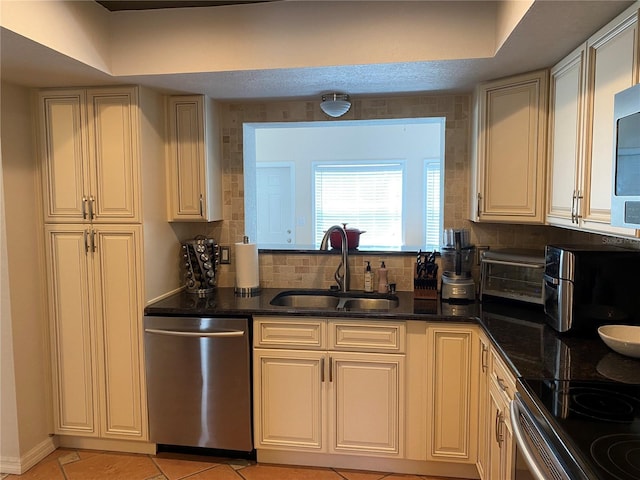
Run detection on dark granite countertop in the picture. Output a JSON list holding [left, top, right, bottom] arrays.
[[145, 288, 640, 385]]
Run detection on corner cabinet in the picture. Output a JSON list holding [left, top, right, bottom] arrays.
[[166, 95, 222, 222], [44, 224, 146, 440], [470, 70, 548, 224], [253, 317, 405, 457], [547, 4, 639, 237], [38, 88, 141, 224], [426, 324, 478, 465]]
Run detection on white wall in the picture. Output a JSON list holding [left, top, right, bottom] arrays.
[[0, 82, 54, 474]]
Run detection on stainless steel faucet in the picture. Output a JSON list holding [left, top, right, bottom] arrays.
[[319, 225, 350, 292]]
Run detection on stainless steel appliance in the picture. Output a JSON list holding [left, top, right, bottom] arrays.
[[612, 83, 640, 228], [480, 249, 544, 305], [440, 229, 475, 301], [543, 244, 640, 333], [144, 316, 253, 452]]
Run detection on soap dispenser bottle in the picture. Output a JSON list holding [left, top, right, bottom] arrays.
[[377, 261, 388, 293], [364, 261, 373, 292]]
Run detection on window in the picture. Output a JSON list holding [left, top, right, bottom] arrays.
[[243, 118, 444, 251], [314, 162, 404, 248]]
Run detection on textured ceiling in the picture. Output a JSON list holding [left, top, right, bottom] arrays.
[[1, 1, 635, 100]]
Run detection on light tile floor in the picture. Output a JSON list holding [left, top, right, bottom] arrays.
[[0, 449, 467, 480]]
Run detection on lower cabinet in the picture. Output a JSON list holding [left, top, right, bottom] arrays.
[[426, 324, 478, 464], [481, 347, 517, 480], [44, 224, 147, 440], [253, 317, 405, 457]]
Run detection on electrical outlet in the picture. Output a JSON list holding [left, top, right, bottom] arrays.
[[219, 246, 231, 264]]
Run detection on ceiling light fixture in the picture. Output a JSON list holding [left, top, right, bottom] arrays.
[[320, 93, 351, 118]]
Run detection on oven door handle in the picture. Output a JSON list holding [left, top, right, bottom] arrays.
[[510, 394, 559, 480]]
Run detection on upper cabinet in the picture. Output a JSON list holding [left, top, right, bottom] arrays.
[[38, 87, 142, 224], [166, 95, 222, 222], [470, 70, 548, 224], [547, 4, 639, 237]]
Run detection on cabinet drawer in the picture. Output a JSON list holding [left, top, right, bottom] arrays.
[[490, 349, 516, 401], [254, 317, 326, 349], [329, 320, 406, 353]]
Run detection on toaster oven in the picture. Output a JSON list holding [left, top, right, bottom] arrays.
[[480, 249, 545, 305]]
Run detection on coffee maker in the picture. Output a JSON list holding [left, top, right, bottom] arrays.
[[440, 229, 476, 302]]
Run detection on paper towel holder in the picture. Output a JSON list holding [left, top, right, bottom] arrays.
[[234, 236, 261, 297], [235, 286, 261, 297]]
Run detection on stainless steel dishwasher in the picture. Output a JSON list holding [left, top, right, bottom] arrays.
[[143, 316, 252, 452]]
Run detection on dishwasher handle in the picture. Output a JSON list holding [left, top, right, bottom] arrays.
[[144, 328, 245, 338]]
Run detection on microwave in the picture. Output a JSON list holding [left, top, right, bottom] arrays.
[[611, 83, 640, 228], [543, 244, 640, 333]]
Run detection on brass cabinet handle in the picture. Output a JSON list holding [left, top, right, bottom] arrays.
[[88, 196, 95, 220], [91, 230, 97, 252], [320, 357, 325, 383], [329, 356, 333, 383], [481, 344, 488, 373], [82, 196, 88, 219], [84, 230, 89, 253], [495, 410, 504, 446], [199, 194, 204, 217]]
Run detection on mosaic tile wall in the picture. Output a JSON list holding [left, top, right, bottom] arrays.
[[192, 94, 638, 290]]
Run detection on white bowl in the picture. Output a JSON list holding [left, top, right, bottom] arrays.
[[598, 325, 640, 359]]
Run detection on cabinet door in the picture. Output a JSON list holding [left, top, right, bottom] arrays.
[[487, 381, 515, 480], [476, 334, 491, 479], [547, 44, 586, 228], [427, 325, 477, 463], [39, 90, 90, 223], [86, 88, 141, 223], [582, 8, 639, 236], [167, 95, 222, 222], [330, 351, 404, 456], [473, 70, 548, 223], [45, 225, 97, 436], [92, 225, 146, 439], [253, 349, 325, 451]]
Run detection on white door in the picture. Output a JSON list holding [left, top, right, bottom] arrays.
[[256, 164, 295, 245]]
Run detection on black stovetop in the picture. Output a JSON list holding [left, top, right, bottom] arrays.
[[520, 378, 640, 480]]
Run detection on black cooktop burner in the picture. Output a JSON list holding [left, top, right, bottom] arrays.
[[591, 434, 640, 480], [569, 388, 640, 423]]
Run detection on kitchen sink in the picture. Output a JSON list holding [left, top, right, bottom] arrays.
[[270, 290, 399, 311]]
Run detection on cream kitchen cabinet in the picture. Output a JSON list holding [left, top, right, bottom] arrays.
[[476, 332, 491, 479], [253, 317, 405, 457], [38, 87, 142, 224], [166, 95, 222, 222], [426, 324, 478, 465], [44, 224, 147, 441], [470, 70, 548, 224], [547, 3, 639, 237], [484, 348, 517, 480]]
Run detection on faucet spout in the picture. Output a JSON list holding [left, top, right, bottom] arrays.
[[319, 225, 350, 292]]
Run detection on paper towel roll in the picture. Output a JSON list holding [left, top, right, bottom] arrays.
[[235, 241, 260, 290]]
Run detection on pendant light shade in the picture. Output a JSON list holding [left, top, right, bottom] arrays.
[[320, 93, 351, 118]]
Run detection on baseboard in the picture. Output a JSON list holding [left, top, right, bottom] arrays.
[[57, 436, 156, 455], [0, 435, 58, 475]]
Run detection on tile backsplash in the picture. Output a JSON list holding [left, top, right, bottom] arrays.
[[182, 93, 639, 291]]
